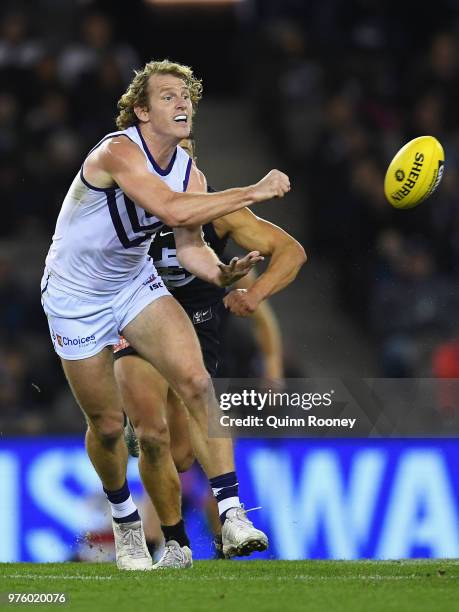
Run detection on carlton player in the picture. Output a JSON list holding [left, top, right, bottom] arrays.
[[114, 136, 305, 565], [40, 59, 291, 570]]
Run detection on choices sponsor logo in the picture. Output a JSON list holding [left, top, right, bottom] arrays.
[[57, 334, 96, 347], [51, 327, 95, 348]]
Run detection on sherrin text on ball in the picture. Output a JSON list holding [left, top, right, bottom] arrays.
[[384, 135, 444, 209]]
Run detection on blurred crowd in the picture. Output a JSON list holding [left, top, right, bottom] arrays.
[[1, 0, 459, 433], [0, 3, 142, 433], [251, 1, 459, 381]]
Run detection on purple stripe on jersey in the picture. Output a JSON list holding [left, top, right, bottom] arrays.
[[135, 125, 177, 176], [106, 191, 150, 249], [183, 157, 192, 191]]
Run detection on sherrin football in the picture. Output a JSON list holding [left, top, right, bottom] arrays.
[[384, 135, 445, 209]]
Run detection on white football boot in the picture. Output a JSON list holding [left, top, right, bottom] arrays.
[[112, 519, 152, 570], [153, 540, 193, 569], [222, 506, 268, 558]]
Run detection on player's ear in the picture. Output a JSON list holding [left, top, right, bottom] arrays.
[[134, 105, 149, 123]]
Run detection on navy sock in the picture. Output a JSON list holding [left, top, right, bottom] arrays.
[[103, 480, 140, 524], [161, 520, 190, 548], [146, 538, 162, 558], [209, 472, 240, 524]]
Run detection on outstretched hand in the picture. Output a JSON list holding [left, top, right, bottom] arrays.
[[217, 251, 264, 287]]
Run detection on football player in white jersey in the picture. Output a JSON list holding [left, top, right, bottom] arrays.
[[115, 136, 306, 566], [41, 59, 290, 570]]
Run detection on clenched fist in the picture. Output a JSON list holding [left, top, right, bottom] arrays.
[[249, 169, 291, 203], [223, 288, 261, 317]]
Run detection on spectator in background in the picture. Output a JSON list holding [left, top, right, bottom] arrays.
[[432, 331, 459, 379], [337, 156, 395, 321], [24, 89, 72, 144], [430, 163, 459, 275], [0, 253, 28, 340], [3, 3, 459, 429], [370, 237, 458, 376], [0, 10, 43, 71], [73, 56, 127, 139], [410, 31, 459, 133], [0, 91, 21, 155], [0, 154, 28, 236], [0, 348, 31, 421], [431, 330, 459, 419], [57, 11, 139, 89]]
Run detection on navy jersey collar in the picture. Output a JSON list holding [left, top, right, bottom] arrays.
[[135, 125, 177, 176]]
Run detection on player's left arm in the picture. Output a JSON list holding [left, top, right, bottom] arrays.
[[174, 164, 263, 287], [215, 208, 307, 316], [174, 226, 263, 287]]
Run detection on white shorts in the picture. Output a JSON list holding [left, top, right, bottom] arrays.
[[41, 259, 170, 360]]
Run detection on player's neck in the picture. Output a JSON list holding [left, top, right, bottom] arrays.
[[138, 123, 178, 171]]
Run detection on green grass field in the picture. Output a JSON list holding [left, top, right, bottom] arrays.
[[1, 560, 458, 612]]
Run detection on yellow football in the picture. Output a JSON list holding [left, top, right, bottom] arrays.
[[384, 135, 445, 209]]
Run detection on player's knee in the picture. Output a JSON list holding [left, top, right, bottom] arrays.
[[178, 371, 212, 406], [88, 415, 124, 446], [137, 423, 170, 464], [173, 447, 195, 473]]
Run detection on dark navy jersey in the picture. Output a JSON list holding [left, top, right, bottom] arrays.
[[148, 186, 229, 310]]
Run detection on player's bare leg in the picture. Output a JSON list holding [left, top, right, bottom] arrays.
[[114, 356, 182, 527], [167, 388, 223, 557], [115, 354, 192, 568], [122, 296, 233, 476], [62, 349, 127, 490], [167, 387, 195, 473], [141, 495, 163, 557], [122, 296, 268, 557], [61, 348, 152, 570]]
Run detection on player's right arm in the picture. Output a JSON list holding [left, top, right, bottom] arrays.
[[84, 137, 290, 227], [234, 271, 284, 383]]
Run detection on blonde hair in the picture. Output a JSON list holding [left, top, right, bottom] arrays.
[[116, 59, 203, 130]]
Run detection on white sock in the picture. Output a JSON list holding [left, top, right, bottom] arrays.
[[108, 494, 138, 521]]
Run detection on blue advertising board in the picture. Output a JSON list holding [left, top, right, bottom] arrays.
[[0, 438, 458, 561]]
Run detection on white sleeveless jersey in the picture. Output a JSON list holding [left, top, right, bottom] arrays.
[[45, 125, 192, 296]]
